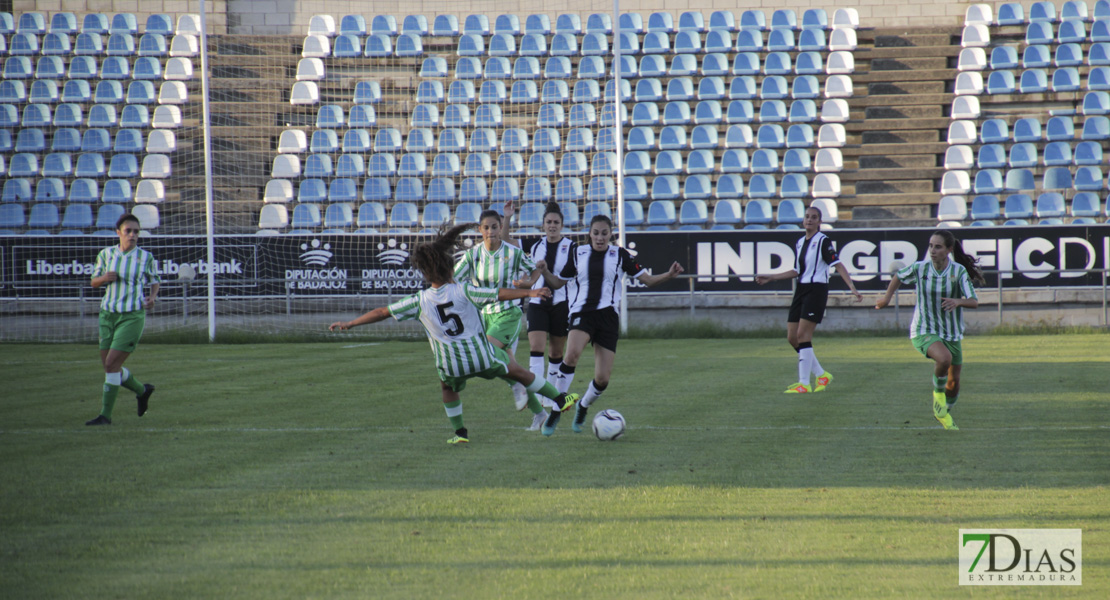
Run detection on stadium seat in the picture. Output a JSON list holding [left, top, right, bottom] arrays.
[[937, 196, 969, 221], [1004, 194, 1035, 219], [1004, 169, 1035, 191], [1013, 118, 1042, 142], [941, 171, 972, 195], [1008, 143, 1038, 168]]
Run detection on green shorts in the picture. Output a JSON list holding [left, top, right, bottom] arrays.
[[439, 345, 511, 393], [912, 334, 963, 366], [482, 308, 523, 347], [98, 310, 146, 352]]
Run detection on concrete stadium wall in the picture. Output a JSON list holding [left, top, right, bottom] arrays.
[[16, 0, 229, 33]]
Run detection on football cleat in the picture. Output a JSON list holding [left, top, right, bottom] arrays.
[[512, 384, 529, 411], [136, 383, 155, 417], [527, 411, 547, 431], [932, 390, 948, 419], [552, 393, 579, 413], [935, 412, 959, 431], [541, 411, 562, 437], [85, 415, 111, 426], [813, 371, 833, 392], [447, 435, 470, 444], [571, 404, 589, 433], [784, 382, 812, 394]]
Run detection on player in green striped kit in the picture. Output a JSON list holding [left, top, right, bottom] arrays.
[[875, 230, 984, 430], [329, 223, 578, 444], [453, 210, 549, 430], [85, 214, 159, 426]]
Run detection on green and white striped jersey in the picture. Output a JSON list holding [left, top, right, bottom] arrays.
[[388, 283, 505, 378], [93, 245, 161, 313], [896, 259, 977, 341], [453, 242, 535, 315]]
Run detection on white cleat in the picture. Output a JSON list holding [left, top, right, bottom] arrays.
[[527, 411, 548, 431], [512, 384, 528, 411]]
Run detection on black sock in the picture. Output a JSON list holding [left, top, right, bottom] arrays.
[[559, 362, 576, 375], [530, 351, 544, 358], [455, 427, 468, 438]]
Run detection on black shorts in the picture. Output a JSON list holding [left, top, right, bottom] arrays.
[[787, 283, 829, 324], [568, 307, 620, 353], [527, 302, 569, 338]]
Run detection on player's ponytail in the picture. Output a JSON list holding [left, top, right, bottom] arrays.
[[933, 229, 985, 285], [412, 224, 473, 285]]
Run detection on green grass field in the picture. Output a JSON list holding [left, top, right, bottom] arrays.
[[2, 335, 1106, 599]]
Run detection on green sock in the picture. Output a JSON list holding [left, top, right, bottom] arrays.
[[120, 368, 145, 395], [101, 383, 120, 419], [526, 391, 543, 414], [527, 379, 561, 402], [443, 400, 464, 431], [932, 375, 947, 393]]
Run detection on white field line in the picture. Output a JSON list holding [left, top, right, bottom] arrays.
[[2, 424, 1107, 435]]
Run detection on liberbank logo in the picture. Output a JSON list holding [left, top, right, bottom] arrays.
[[959, 529, 1081, 586]]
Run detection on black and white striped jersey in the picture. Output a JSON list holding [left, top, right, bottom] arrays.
[[559, 244, 646, 316], [794, 232, 841, 285], [528, 236, 576, 305]]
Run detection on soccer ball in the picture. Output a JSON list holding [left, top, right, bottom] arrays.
[[592, 409, 626, 441]]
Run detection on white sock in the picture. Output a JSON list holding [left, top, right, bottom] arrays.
[[804, 348, 824, 378], [581, 380, 606, 408], [796, 349, 810, 385], [557, 370, 576, 395], [105, 372, 121, 386], [546, 358, 562, 387], [529, 355, 545, 382]]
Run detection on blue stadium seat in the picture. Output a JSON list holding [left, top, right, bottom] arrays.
[[732, 52, 760, 75], [974, 169, 1004, 194], [646, 200, 676, 225], [1055, 43, 1082, 67], [990, 46, 1019, 70], [1071, 192, 1103, 217], [1013, 118, 1043, 142], [1057, 20, 1085, 43], [362, 179, 391, 202], [1034, 193, 1067, 219], [29, 81, 58, 103], [1074, 166, 1105, 190], [582, 177, 614, 203], [1019, 69, 1049, 93], [1004, 194, 1035, 219], [336, 154, 366, 177], [1043, 167, 1074, 190], [986, 71, 1016, 95], [591, 152, 618, 175], [395, 178, 425, 203], [1082, 116, 1110, 140], [1008, 143, 1038, 168], [68, 179, 99, 203], [33, 179, 66, 203], [1023, 45, 1051, 68], [1005, 169, 1035, 191], [1075, 141, 1104, 165], [469, 128, 497, 152], [1041, 141, 1072, 166], [1051, 68, 1080, 92], [523, 177, 552, 202], [554, 179, 583, 202], [795, 52, 824, 74], [297, 179, 326, 203], [1047, 116, 1075, 141], [970, 195, 1001, 220], [768, 29, 795, 52], [356, 202, 385, 228], [658, 126, 687, 150], [496, 152, 524, 176], [94, 205, 126, 230], [15, 128, 45, 152]]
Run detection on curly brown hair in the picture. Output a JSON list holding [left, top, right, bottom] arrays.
[[409, 223, 473, 285]]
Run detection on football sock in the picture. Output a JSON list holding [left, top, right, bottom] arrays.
[[525, 391, 543, 414], [557, 362, 576, 394], [546, 356, 563, 386], [796, 342, 813, 385], [803, 346, 825, 378], [525, 375, 560, 399], [947, 394, 959, 409], [120, 367, 145, 395], [581, 380, 607, 408], [443, 400, 464, 431], [932, 374, 948, 393], [529, 352, 545, 382], [100, 372, 122, 419]]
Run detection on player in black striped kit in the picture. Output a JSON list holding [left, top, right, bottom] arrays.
[[756, 206, 862, 393], [536, 214, 684, 435]]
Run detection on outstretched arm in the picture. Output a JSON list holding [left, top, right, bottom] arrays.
[[833, 263, 863, 302], [755, 269, 799, 286], [329, 306, 391, 331], [874, 275, 902, 309], [941, 296, 978, 311], [499, 287, 551, 302], [636, 262, 685, 287], [500, 199, 519, 248]]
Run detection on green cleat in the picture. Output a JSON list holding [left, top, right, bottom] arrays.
[[932, 390, 948, 418], [571, 404, 589, 433], [813, 371, 833, 392], [935, 412, 959, 430], [447, 435, 469, 444], [784, 382, 812, 394]]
